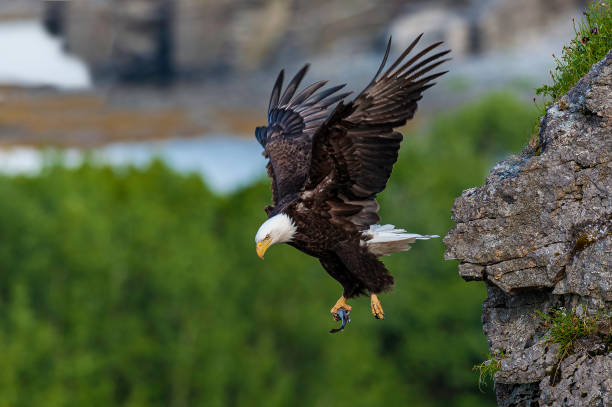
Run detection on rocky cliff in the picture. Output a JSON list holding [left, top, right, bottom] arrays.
[[444, 51, 611, 406]]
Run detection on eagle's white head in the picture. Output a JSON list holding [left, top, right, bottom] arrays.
[[255, 213, 297, 259]]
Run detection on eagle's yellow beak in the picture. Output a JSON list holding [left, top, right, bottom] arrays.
[[256, 237, 272, 259]]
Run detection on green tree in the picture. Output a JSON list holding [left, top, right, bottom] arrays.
[[0, 92, 537, 407]]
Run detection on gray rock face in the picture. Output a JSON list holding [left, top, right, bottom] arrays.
[[444, 51, 612, 406]]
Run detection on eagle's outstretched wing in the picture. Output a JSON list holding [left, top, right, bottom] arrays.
[[307, 35, 449, 228], [255, 65, 351, 211]]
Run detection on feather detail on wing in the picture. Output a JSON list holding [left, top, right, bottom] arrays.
[[308, 35, 449, 228], [255, 65, 352, 208]]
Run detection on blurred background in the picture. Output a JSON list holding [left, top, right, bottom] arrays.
[[0, 0, 587, 406]]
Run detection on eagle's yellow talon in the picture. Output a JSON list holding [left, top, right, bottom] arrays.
[[370, 294, 384, 319], [330, 295, 351, 320]]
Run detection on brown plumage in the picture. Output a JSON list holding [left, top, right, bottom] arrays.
[[254, 35, 448, 330]]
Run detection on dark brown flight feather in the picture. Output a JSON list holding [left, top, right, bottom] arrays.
[[307, 34, 450, 226], [256, 64, 351, 207]]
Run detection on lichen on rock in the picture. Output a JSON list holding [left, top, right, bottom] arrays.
[[444, 50, 612, 406]]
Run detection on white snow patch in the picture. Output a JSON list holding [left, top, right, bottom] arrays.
[[0, 20, 90, 89]]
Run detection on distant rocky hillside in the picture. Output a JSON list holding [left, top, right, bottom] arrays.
[[0, 0, 589, 148], [0, 0, 40, 20], [43, 0, 585, 81], [444, 51, 611, 406]]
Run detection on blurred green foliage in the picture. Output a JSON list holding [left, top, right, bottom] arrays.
[[0, 92, 537, 407]]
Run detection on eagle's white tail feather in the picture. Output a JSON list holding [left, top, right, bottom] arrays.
[[361, 224, 438, 257]]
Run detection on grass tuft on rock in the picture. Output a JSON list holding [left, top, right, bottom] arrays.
[[530, 0, 611, 151], [473, 349, 506, 392], [535, 306, 609, 361], [536, 0, 612, 105]]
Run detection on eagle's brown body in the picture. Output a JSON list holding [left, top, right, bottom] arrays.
[[255, 35, 448, 324], [270, 184, 393, 299]]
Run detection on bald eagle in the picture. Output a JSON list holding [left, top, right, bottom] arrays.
[[254, 35, 449, 332]]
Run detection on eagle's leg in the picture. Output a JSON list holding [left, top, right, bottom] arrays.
[[370, 293, 384, 320], [330, 295, 352, 321]]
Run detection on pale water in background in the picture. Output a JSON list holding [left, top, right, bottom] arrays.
[[0, 135, 267, 194]]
